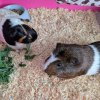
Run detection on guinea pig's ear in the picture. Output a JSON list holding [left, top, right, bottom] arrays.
[[56, 43, 62, 49], [58, 50, 66, 57], [56, 43, 70, 48], [68, 57, 80, 66], [55, 43, 65, 56]]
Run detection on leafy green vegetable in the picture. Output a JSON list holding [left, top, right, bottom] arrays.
[[0, 47, 14, 84], [24, 45, 36, 61], [0, 45, 36, 84], [24, 54, 36, 61], [19, 62, 26, 67]]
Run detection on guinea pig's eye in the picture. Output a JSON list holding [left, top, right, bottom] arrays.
[[56, 61, 62, 69]]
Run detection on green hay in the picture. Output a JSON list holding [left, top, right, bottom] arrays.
[[0, 45, 36, 84], [19, 62, 26, 67], [0, 47, 14, 84], [24, 54, 36, 61]]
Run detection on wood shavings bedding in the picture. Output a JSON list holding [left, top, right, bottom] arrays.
[[0, 8, 100, 100]]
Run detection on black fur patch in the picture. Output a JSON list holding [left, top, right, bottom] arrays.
[[2, 19, 15, 45], [2, 19, 37, 45]]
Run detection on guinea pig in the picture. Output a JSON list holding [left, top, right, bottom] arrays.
[[0, 17, 37, 50], [43, 41, 100, 79]]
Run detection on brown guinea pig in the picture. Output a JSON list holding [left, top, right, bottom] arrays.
[[43, 41, 100, 79]]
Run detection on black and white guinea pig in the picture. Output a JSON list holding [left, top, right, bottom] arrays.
[[43, 41, 100, 79], [1, 17, 37, 50]]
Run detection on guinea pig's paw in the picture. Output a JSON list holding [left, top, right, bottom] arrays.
[[15, 49, 21, 54]]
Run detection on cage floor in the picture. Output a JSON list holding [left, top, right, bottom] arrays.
[[0, 8, 100, 100]]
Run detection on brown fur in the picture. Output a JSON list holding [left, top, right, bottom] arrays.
[[45, 43, 94, 79]]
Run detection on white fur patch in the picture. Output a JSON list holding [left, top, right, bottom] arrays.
[[7, 42, 26, 50], [43, 53, 59, 70], [86, 45, 100, 75], [10, 18, 23, 27]]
